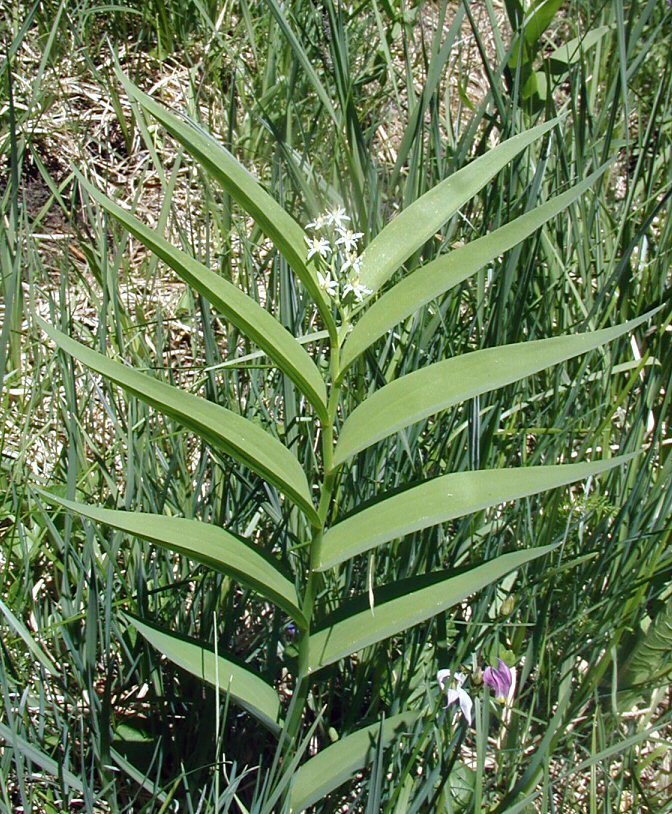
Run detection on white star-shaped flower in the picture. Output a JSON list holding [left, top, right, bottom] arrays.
[[342, 277, 371, 303], [326, 207, 351, 228], [304, 235, 331, 261], [317, 271, 339, 297], [335, 229, 364, 253]]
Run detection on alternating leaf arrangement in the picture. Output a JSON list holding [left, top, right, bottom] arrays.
[[40, 73, 658, 809]]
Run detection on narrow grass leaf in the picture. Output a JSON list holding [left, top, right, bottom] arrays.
[[359, 119, 559, 293], [288, 713, 417, 812], [0, 597, 58, 676], [130, 617, 282, 732], [39, 319, 319, 524], [41, 493, 306, 624], [0, 723, 84, 794], [340, 166, 610, 373], [318, 456, 635, 570], [76, 172, 328, 420], [308, 547, 556, 671], [117, 71, 336, 337], [334, 311, 658, 466]]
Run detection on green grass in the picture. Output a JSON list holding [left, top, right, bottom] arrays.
[[1, 0, 671, 811]]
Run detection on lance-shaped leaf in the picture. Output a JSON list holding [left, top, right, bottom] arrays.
[[76, 172, 328, 421], [318, 456, 634, 570], [333, 311, 657, 467], [548, 26, 610, 73], [340, 166, 610, 373], [129, 617, 281, 732], [288, 713, 417, 812], [307, 546, 556, 672], [41, 493, 306, 624], [358, 119, 559, 293], [39, 319, 319, 525], [117, 71, 336, 337]]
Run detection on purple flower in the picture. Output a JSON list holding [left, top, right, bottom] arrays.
[[437, 669, 473, 725], [483, 659, 516, 703]]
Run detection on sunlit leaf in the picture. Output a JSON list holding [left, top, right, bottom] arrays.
[[334, 311, 657, 467], [39, 319, 319, 525], [359, 119, 559, 293], [318, 456, 635, 570], [307, 547, 556, 672], [41, 493, 306, 624]]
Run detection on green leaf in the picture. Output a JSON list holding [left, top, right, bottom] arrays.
[[38, 319, 319, 525], [318, 456, 634, 570], [76, 171, 328, 421], [340, 167, 610, 373], [522, 0, 564, 46], [358, 119, 559, 293], [117, 71, 336, 338], [0, 723, 84, 794], [129, 617, 281, 732], [307, 546, 556, 672], [334, 311, 658, 467], [548, 26, 611, 72], [620, 597, 672, 693], [288, 713, 417, 812], [40, 493, 306, 624]]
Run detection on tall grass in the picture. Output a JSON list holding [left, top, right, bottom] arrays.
[[1, 0, 671, 811]]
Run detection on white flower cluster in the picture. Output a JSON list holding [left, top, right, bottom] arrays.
[[304, 207, 371, 304]]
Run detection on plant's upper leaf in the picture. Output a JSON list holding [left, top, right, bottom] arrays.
[[76, 172, 327, 420], [288, 713, 417, 812], [39, 319, 319, 525], [42, 493, 306, 624], [334, 311, 657, 467], [307, 547, 556, 672], [318, 456, 635, 570], [117, 71, 336, 337], [340, 166, 610, 373], [130, 617, 281, 732], [358, 119, 559, 294]]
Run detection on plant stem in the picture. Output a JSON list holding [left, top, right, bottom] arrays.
[[285, 339, 342, 743]]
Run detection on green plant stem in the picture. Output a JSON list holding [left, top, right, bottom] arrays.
[[285, 339, 342, 744]]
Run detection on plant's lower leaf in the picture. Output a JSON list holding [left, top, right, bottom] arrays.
[[307, 547, 556, 672], [334, 310, 658, 467], [318, 456, 634, 570], [41, 493, 306, 624], [130, 617, 282, 733], [288, 713, 417, 812], [39, 319, 319, 525]]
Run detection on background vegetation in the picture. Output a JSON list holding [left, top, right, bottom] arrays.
[[1, 0, 670, 811]]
